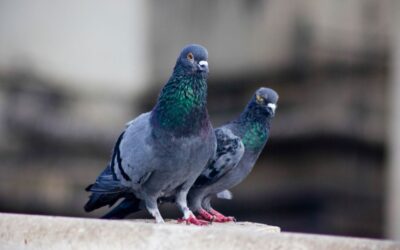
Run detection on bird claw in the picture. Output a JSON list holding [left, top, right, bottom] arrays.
[[215, 216, 236, 223], [177, 214, 209, 226], [209, 209, 236, 223], [196, 209, 216, 222]]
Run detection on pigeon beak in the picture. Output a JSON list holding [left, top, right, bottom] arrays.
[[267, 103, 277, 114], [198, 60, 209, 73]]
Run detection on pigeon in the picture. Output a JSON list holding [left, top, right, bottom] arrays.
[[84, 44, 216, 225], [188, 87, 278, 222]]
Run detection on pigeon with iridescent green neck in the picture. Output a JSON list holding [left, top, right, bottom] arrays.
[[188, 87, 278, 222], [84, 44, 216, 225]]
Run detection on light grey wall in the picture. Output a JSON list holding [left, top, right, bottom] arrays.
[[0, 0, 150, 97]]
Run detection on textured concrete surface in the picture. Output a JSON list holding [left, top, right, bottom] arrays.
[[0, 213, 398, 250]]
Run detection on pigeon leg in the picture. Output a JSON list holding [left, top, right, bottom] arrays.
[[145, 198, 164, 223], [197, 196, 217, 221], [176, 190, 209, 226], [196, 208, 215, 222], [209, 209, 236, 223]]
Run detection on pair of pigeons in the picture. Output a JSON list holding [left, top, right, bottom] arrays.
[[84, 44, 278, 225]]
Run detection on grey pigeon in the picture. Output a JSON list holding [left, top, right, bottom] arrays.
[[84, 44, 216, 225], [188, 87, 278, 222]]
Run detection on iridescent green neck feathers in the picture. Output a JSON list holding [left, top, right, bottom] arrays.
[[236, 101, 272, 151], [241, 122, 268, 150], [151, 70, 208, 136]]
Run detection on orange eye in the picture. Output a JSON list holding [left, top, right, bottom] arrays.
[[256, 94, 264, 104], [187, 52, 194, 61]]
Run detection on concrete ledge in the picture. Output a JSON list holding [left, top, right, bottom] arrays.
[[0, 213, 398, 250]]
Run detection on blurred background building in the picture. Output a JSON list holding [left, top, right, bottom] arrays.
[[0, 0, 398, 239]]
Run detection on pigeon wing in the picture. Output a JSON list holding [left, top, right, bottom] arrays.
[[194, 127, 244, 186]]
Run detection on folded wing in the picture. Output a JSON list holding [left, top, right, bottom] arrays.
[[194, 127, 244, 187]]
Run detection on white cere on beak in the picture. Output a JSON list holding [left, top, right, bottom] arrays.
[[199, 60, 208, 67], [267, 103, 277, 113]]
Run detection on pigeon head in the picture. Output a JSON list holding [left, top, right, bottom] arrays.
[[237, 87, 279, 128], [151, 44, 210, 136], [236, 87, 278, 150], [253, 87, 279, 117], [175, 44, 209, 77]]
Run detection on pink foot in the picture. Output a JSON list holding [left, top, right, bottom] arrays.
[[196, 209, 216, 222], [209, 209, 236, 223], [177, 214, 209, 226]]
